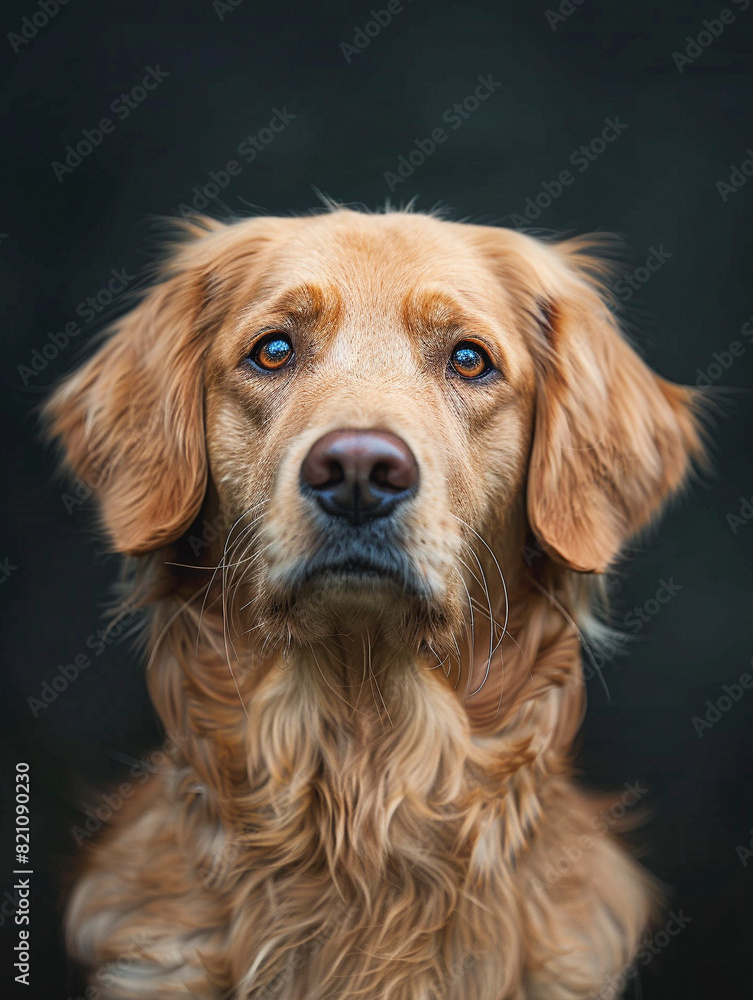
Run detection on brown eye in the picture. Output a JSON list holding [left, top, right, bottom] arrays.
[[248, 333, 294, 372], [450, 341, 493, 379]]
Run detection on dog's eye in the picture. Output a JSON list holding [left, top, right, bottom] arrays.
[[449, 341, 494, 379], [248, 333, 294, 372]]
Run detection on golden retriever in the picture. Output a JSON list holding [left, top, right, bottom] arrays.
[[45, 207, 704, 999]]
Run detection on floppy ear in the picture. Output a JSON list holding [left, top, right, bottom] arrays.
[[43, 237, 215, 556], [522, 237, 705, 574]]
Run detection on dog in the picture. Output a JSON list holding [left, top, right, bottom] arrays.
[[45, 207, 704, 999]]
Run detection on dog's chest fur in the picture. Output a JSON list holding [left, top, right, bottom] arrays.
[[209, 655, 526, 998], [67, 631, 648, 1000]]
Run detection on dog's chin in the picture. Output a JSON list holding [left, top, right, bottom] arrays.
[[262, 549, 443, 646], [294, 561, 429, 611]]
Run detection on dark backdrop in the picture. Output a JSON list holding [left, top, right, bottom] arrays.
[[1, 1, 752, 997]]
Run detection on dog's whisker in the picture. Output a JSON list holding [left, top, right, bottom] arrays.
[[223, 514, 270, 633], [367, 649, 401, 681], [217, 517, 272, 653], [454, 516, 510, 647], [146, 584, 208, 674], [308, 645, 367, 717], [216, 507, 272, 718], [164, 561, 228, 572], [457, 550, 496, 699], [352, 635, 370, 713], [360, 633, 381, 731], [196, 505, 266, 656], [446, 631, 464, 689], [231, 618, 274, 641], [456, 548, 499, 696], [367, 632, 394, 731], [492, 625, 532, 721], [224, 506, 270, 583], [454, 567, 478, 705], [454, 520, 511, 702], [226, 537, 272, 641], [528, 575, 611, 700], [421, 642, 449, 673]]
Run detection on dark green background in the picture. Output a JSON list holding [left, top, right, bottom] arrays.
[[1, 1, 752, 997]]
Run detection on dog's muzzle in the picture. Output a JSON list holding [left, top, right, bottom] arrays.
[[294, 428, 425, 594]]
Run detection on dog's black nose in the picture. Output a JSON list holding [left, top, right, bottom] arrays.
[[301, 429, 418, 524]]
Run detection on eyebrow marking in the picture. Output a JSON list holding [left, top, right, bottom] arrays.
[[402, 288, 473, 334], [266, 281, 344, 326]]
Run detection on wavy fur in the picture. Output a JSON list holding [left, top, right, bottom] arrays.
[[46, 208, 704, 999]]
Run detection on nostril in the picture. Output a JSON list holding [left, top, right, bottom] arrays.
[[301, 451, 344, 490], [370, 458, 414, 492], [319, 459, 344, 489], [370, 461, 395, 491], [328, 462, 344, 486]]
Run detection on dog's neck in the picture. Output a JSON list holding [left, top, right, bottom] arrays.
[[145, 563, 587, 816]]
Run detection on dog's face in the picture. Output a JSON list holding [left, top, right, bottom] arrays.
[[45, 210, 702, 655], [201, 213, 539, 645]]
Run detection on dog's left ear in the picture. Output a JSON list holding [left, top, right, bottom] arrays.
[[525, 237, 705, 574], [481, 230, 705, 574], [43, 231, 217, 555]]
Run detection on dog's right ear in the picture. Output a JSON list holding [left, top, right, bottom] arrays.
[[43, 221, 225, 556]]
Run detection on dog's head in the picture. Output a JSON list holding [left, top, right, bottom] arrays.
[[45, 210, 703, 657]]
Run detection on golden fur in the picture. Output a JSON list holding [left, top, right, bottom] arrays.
[[45, 208, 704, 999]]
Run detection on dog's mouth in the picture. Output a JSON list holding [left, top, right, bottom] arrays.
[[281, 523, 431, 602]]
